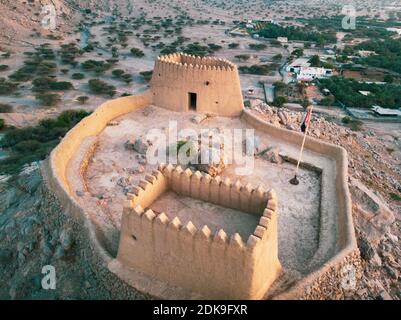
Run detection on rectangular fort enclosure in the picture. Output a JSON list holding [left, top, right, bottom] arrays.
[[150, 53, 244, 117], [116, 164, 282, 299]]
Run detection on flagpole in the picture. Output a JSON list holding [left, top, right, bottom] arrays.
[[290, 105, 313, 185]]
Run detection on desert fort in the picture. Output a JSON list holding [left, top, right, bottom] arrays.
[[41, 53, 359, 299], [0, 0, 399, 301]]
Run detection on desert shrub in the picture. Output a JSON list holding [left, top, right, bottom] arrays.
[[9, 59, 57, 82], [112, 69, 125, 77], [272, 54, 283, 61], [59, 43, 82, 65], [83, 44, 95, 52], [0, 103, 13, 113], [106, 58, 119, 65], [77, 96, 89, 104], [71, 73, 85, 80], [14, 140, 41, 153], [140, 71, 153, 83], [35, 93, 61, 106], [342, 116, 351, 124], [384, 74, 394, 83], [208, 43, 222, 52], [228, 43, 239, 49], [182, 43, 211, 56], [238, 64, 274, 75], [0, 78, 18, 95], [88, 79, 116, 97], [121, 73, 132, 83], [249, 43, 267, 50], [319, 96, 335, 106], [0, 119, 4, 130], [342, 116, 363, 131], [291, 48, 304, 57], [0, 65, 9, 71], [61, 69, 69, 74], [81, 60, 112, 74], [235, 54, 250, 61], [130, 47, 145, 57], [32, 77, 73, 92], [50, 81, 74, 91], [0, 110, 90, 174], [273, 96, 288, 107]]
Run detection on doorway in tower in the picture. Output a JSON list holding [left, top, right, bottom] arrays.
[[188, 92, 197, 111]]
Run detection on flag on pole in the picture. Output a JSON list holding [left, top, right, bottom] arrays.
[[301, 107, 312, 132]]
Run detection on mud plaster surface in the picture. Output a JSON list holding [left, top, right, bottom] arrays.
[[82, 106, 329, 276]]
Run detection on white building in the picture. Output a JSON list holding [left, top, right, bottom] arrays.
[[359, 90, 371, 96], [297, 67, 333, 81], [286, 58, 310, 73], [372, 105, 401, 117], [386, 27, 401, 35], [277, 37, 288, 44], [358, 50, 376, 58], [286, 58, 332, 81]]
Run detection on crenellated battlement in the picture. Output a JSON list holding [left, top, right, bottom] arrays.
[[117, 164, 282, 299], [156, 52, 237, 72]]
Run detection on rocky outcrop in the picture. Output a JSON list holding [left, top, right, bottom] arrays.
[[0, 165, 148, 300]]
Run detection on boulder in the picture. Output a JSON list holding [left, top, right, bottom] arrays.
[[350, 178, 395, 244], [263, 147, 282, 164], [133, 137, 150, 154], [191, 114, 207, 124], [358, 234, 375, 261], [277, 110, 288, 125], [124, 136, 152, 154]]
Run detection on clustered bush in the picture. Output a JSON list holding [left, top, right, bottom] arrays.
[[88, 79, 116, 97], [0, 110, 90, 174], [0, 78, 18, 95]]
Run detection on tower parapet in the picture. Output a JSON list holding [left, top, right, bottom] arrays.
[[150, 53, 244, 117]]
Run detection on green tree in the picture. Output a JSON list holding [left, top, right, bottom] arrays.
[[273, 96, 288, 108], [77, 96, 89, 104], [384, 74, 394, 83], [88, 79, 116, 97], [291, 48, 304, 58], [130, 47, 145, 57], [309, 55, 321, 67], [301, 98, 310, 109], [35, 93, 61, 106]]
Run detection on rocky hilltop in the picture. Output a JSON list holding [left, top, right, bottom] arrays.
[[0, 103, 399, 299], [0, 0, 116, 48]]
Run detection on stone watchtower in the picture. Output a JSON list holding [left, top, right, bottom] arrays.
[[150, 53, 244, 117]]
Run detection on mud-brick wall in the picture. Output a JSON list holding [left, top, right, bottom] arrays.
[[150, 53, 244, 117], [117, 166, 282, 299]]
